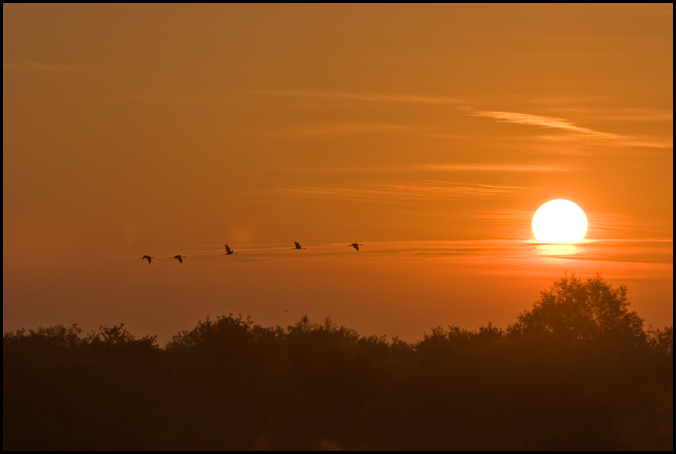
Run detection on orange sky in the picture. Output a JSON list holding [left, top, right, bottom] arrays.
[[3, 4, 672, 343]]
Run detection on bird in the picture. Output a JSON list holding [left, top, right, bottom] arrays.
[[349, 243, 363, 251], [141, 255, 154, 263], [224, 244, 237, 255], [171, 255, 186, 263], [293, 242, 305, 249]]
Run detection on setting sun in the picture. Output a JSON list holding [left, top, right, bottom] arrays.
[[532, 200, 587, 243]]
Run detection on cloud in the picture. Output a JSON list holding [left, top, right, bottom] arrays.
[[281, 163, 574, 173], [535, 134, 674, 149], [257, 90, 466, 105], [275, 122, 412, 137], [263, 181, 536, 202], [414, 163, 573, 172], [534, 134, 673, 151], [586, 213, 675, 239], [470, 110, 625, 141], [157, 238, 672, 265], [262, 91, 671, 149], [566, 108, 672, 123], [270, 122, 486, 139], [471, 109, 673, 151], [3, 59, 83, 72]]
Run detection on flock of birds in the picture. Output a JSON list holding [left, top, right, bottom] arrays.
[[140, 242, 364, 264]]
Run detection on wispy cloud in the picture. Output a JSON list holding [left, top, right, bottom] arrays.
[[415, 163, 573, 172], [470, 110, 625, 141], [472, 209, 534, 225], [586, 213, 675, 239], [275, 122, 412, 137], [472, 210, 675, 243], [263, 181, 536, 202], [534, 239, 674, 264], [379, 239, 673, 264], [159, 238, 672, 265], [262, 91, 671, 149], [258, 90, 466, 105], [551, 107, 673, 123], [471, 109, 673, 151], [282, 163, 574, 173], [271, 121, 485, 139], [3, 59, 83, 72], [533, 134, 673, 151]]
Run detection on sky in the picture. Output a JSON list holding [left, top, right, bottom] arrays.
[[3, 4, 673, 344]]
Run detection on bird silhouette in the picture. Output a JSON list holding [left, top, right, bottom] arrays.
[[349, 243, 363, 251], [171, 255, 186, 263], [141, 255, 154, 263], [293, 242, 305, 249], [224, 244, 237, 255]]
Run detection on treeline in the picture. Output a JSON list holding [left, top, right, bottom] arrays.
[[3, 274, 673, 450]]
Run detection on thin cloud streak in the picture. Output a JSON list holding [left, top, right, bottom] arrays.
[[153, 238, 672, 265], [281, 163, 574, 173], [263, 181, 536, 202], [586, 213, 675, 239], [261, 91, 670, 149], [535, 135, 673, 150], [472, 109, 672, 150], [556, 107, 673, 123], [4, 59, 84, 72], [272, 122, 482, 139], [257, 90, 467, 104], [470, 110, 625, 140], [473, 210, 674, 240], [415, 163, 573, 172], [274, 122, 412, 137]]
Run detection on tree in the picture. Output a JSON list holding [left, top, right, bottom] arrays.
[[648, 325, 673, 357], [508, 273, 646, 344]]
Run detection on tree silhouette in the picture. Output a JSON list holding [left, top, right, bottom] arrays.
[[3, 274, 672, 450], [507, 273, 646, 344], [648, 325, 674, 357]]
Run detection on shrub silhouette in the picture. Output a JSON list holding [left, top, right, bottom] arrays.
[[3, 274, 673, 450]]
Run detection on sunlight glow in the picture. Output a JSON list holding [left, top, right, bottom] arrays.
[[532, 200, 587, 243], [536, 243, 580, 256]]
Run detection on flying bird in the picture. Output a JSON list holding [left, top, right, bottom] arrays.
[[224, 244, 237, 255], [293, 242, 305, 249], [141, 255, 154, 263], [349, 243, 363, 251], [171, 255, 186, 263]]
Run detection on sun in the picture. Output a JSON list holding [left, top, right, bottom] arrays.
[[532, 200, 587, 242]]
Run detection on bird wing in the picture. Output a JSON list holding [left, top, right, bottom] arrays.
[[177, 256, 183, 263], [226, 245, 232, 253], [294, 242, 300, 248]]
